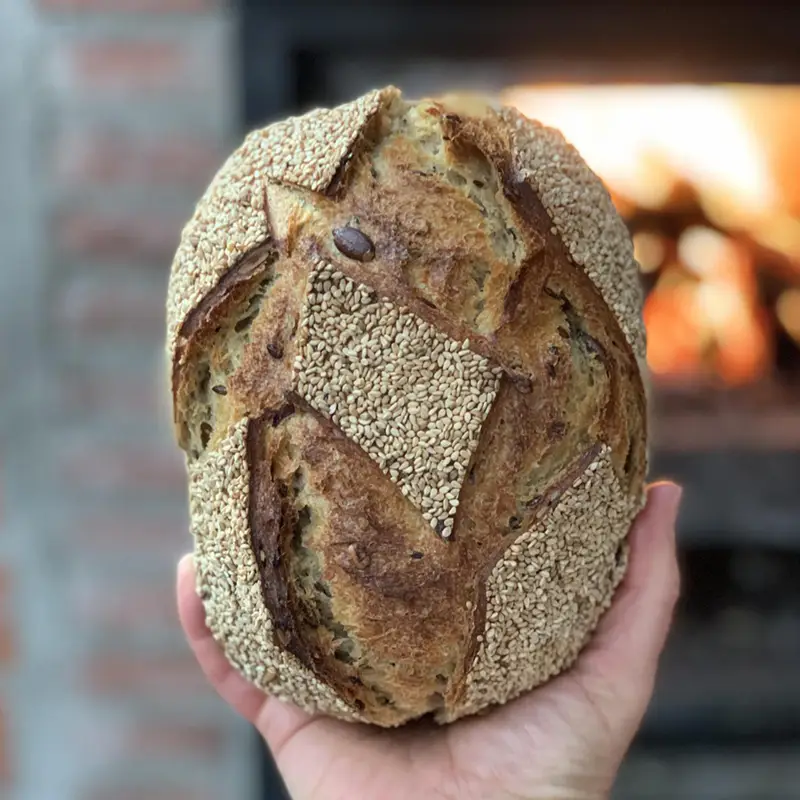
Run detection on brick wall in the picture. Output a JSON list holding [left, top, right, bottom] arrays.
[[1, 1, 259, 798]]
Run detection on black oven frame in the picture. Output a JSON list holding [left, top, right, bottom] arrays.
[[243, 0, 800, 126]]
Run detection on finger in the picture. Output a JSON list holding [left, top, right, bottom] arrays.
[[574, 482, 682, 698], [176, 554, 327, 756], [177, 554, 273, 723]]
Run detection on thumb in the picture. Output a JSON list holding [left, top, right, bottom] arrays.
[[573, 482, 682, 724]]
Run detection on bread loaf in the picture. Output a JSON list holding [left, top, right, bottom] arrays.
[[167, 87, 648, 727]]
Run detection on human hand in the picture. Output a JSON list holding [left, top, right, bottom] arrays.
[[177, 482, 681, 800]]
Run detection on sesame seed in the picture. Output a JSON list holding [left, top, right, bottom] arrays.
[[166, 87, 392, 360], [188, 422, 355, 722], [458, 445, 644, 719], [293, 261, 500, 535]]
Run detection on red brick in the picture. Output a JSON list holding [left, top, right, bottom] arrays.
[[56, 439, 185, 495], [60, 372, 165, 422], [55, 274, 166, 340], [71, 41, 187, 93], [55, 130, 222, 189], [67, 513, 189, 555], [0, 567, 8, 607], [86, 652, 210, 696], [128, 721, 223, 760], [71, 578, 183, 638], [0, 569, 13, 668], [0, 706, 10, 785], [58, 208, 181, 263], [0, 622, 14, 668], [40, 0, 216, 11]]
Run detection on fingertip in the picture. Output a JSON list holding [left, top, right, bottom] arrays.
[[176, 553, 196, 610], [645, 482, 683, 529], [177, 553, 194, 584], [173, 553, 279, 732], [624, 482, 682, 593], [570, 485, 683, 725], [176, 553, 210, 641]]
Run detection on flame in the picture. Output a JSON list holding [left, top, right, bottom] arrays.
[[644, 228, 771, 385], [633, 231, 666, 273], [777, 288, 800, 345], [642, 271, 705, 380], [503, 84, 776, 220]]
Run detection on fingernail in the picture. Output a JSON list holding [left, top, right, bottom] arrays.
[[651, 482, 683, 526], [177, 553, 194, 576]]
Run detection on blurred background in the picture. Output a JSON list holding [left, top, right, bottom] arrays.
[[1, 0, 799, 798]]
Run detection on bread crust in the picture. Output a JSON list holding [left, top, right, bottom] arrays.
[[168, 88, 647, 725]]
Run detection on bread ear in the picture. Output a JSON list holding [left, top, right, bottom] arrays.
[[167, 87, 397, 361], [248, 87, 396, 195], [166, 145, 271, 362], [501, 108, 647, 369]]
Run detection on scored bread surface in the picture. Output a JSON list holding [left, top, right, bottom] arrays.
[[168, 87, 648, 726], [167, 88, 389, 357], [501, 107, 646, 366], [295, 257, 502, 537], [189, 420, 356, 717], [456, 445, 636, 718]]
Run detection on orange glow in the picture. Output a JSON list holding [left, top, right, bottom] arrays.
[[777, 289, 800, 345], [645, 230, 771, 385], [642, 273, 704, 380], [502, 83, 800, 385], [633, 231, 666, 273], [503, 84, 777, 219]]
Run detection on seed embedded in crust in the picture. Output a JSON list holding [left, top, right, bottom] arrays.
[[211, 384, 228, 395], [454, 446, 644, 722], [293, 260, 501, 535], [332, 226, 376, 262], [189, 422, 355, 720]]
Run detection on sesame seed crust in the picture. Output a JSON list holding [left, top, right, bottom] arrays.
[[501, 108, 647, 364], [451, 446, 644, 720], [189, 420, 356, 718], [170, 88, 649, 727], [294, 257, 502, 536], [167, 87, 394, 358], [167, 143, 270, 358], [249, 88, 390, 194]]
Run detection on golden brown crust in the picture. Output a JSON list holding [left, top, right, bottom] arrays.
[[249, 401, 470, 725], [501, 106, 647, 367], [166, 87, 396, 360], [188, 420, 356, 718], [168, 88, 648, 726]]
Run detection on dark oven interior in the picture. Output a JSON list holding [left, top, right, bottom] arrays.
[[243, 2, 800, 796]]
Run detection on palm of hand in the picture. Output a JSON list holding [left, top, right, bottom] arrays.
[[177, 485, 681, 800]]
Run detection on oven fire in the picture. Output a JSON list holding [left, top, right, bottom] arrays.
[[503, 84, 800, 387]]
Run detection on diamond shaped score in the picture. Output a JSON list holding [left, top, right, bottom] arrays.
[[294, 258, 501, 537]]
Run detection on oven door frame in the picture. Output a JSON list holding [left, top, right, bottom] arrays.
[[242, 0, 800, 125]]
